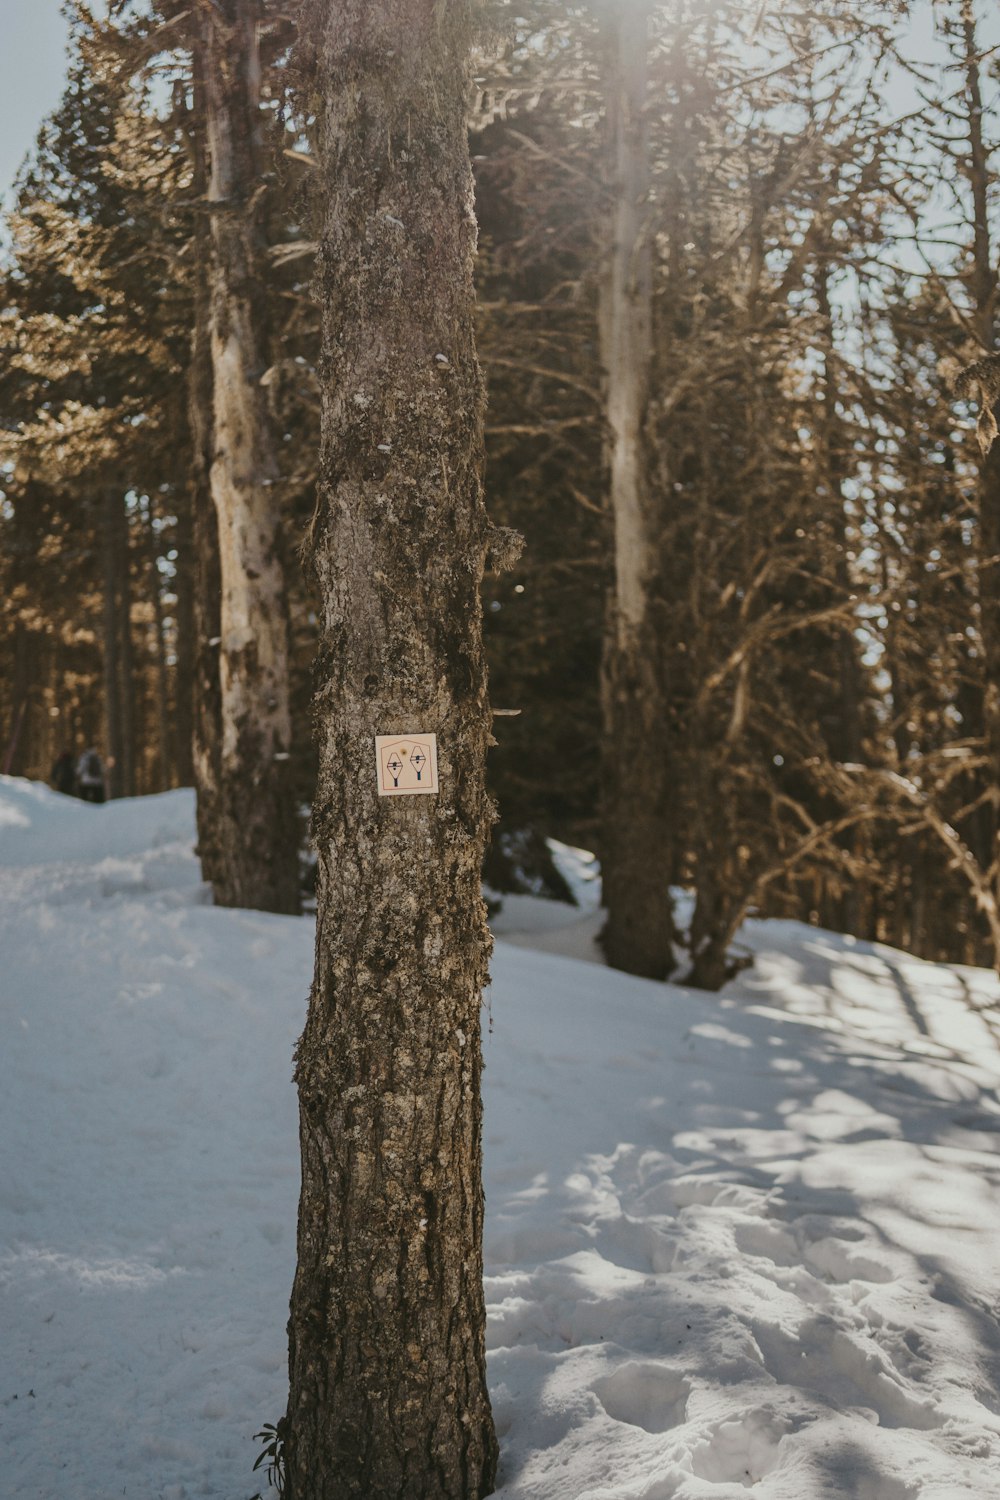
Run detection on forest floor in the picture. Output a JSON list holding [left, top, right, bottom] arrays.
[[2, 778, 1000, 1499]]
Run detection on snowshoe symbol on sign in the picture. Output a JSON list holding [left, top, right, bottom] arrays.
[[375, 734, 439, 796]]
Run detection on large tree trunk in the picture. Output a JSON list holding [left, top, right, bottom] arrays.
[[200, 0, 298, 913], [598, 0, 677, 979], [284, 3, 499, 1496]]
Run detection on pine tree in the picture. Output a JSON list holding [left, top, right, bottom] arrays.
[[0, 9, 193, 794], [283, 1, 506, 1494]]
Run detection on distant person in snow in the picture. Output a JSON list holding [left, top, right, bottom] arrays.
[[76, 747, 106, 804], [50, 749, 76, 797]]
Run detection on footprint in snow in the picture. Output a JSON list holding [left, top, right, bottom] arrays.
[[736, 1212, 896, 1287], [847, 1465, 926, 1500], [593, 1361, 690, 1434], [803, 1234, 895, 1286], [733, 1219, 800, 1268], [594, 1214, 681, 1276], [668, 1177, 776, 1213], [690, 1408, 793, 1488], [754, 1316, 945, 1432]]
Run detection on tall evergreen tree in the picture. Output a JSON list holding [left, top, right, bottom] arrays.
[[0, 10, 193, 794], [284, 1, 508, 1494]]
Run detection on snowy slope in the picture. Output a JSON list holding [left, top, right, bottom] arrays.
[[2, 776, 1000, 1499]]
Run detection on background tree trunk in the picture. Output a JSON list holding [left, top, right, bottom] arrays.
[[817, 266, 865, 934], [598, 0, 677, 979], [284, 3, 500, 1496], [960, 0, 1000, 970], [117, 498, 137, 797], [200, 0, 298, 912], [102, 488, 125, 799], [172, 492, 195, 787], [142, 493, 173, 789], [3, 623, 31, 776], [187, 36, 225, 888]]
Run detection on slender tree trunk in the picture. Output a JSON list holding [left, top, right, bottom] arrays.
[[172, 487, 196, 786], [687, 872, 737, 990], [960, 0, 1000, 971], [200, 0, 298, 912], [117, 499, 137, 797], [686, 695, 750, 990], [192, 448, 226, 880], [598, 0, 677, 979], [142, 495, 173, 789], [143, 497, 172, 788], [978, 437, 1000, 966], [186, 39, 226, 885], [284, 4, 500, 1495], [817, 267, 865, 934], [3, 623, 30, 776], [102, 488, 125, 799]]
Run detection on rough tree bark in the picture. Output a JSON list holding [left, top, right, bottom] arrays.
[[598, 0, 677, 980], [199, 0, 298, 912], [284, 2, 503, 1496]]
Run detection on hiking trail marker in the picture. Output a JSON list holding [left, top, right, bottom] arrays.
[[375, 734, 439, 796]]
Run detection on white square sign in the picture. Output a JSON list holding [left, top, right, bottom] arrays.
[[375, 733, 439, 796]]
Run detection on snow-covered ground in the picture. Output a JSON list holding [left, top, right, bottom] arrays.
[[3, 778, 1000, 1499]]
